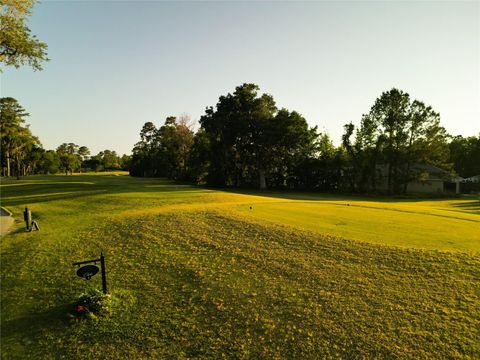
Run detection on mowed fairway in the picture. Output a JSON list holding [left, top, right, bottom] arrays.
[[1, 174, 479, 359]]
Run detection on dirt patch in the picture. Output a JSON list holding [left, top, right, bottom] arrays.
[[0, 207, 14, 236]]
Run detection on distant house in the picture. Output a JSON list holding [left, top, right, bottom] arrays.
[[376, 164, 461, 194]]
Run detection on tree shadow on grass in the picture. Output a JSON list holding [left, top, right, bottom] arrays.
[[8, 226, 28, 235], [221, 187, 464, 204], [1, 190, 108, 207], [4, 174, 473, 210], [0, 177, 205, 208], [1, 303, 72, 341], [450, 200, 480, 214]]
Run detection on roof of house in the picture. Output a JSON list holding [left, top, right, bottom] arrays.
[[411, 164, 454, 180], [376, 163, 458, 181]]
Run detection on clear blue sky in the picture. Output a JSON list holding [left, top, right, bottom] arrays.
[[2, 1, 479, 155]]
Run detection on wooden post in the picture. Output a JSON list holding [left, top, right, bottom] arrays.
[[23, 207, 32, 231], [100, 253, 108, 294]]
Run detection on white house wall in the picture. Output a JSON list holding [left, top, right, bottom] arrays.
[[407, 180, 444, 193]]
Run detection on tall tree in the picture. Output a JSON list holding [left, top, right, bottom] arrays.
[[188, 129, 211, 184], [199, 83, 277, 188], [175, 114, 195, 179], [78, 146, 90, 173], [1, 97, 27, 176], [23, 144, 44, 175], [120, 154, 131, 171], [10, 124, 39, 179], [449, 135, 480, 178], [342, 88, 451, 194], [130, 122, 158, 177], [400, 100, 450, 192], [39, 150, 60, 174], [156, 116, 194, 179], [341, 122, 359, 192], [101, 150, 121, 170], [56, 143, 81, 175], [0, 0, 48, 70], [0, 97, 40, 178], [370, 88, 411, 193], [199, 84, 317, 189], [265, 109, 318, 189]]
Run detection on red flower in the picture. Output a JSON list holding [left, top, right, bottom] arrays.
[[75, 305, 88, 314]]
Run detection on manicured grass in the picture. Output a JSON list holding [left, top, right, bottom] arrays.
[[1, 174, 479, 358], [231, 195, 480, 253]]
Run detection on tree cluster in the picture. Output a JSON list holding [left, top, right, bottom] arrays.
[[449, 135, 480, 178], [130, 115, 194, 179], [131, 84, 478, 194], [0, 97, 130, 178], [131, 84, 344, 190], [83, 149, 130, 173], [341, 89, 452, 193], [197, 84, 319, 189], [131, 84, 323, 188]]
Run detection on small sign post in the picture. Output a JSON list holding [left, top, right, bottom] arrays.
[[23, 207, 39, 232], [100, 253, 107, 294], [73, 252, 108, 294], [23, 207, 31, 231]]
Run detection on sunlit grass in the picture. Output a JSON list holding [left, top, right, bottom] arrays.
[[1, 175, 479, 358], [231, 199, 480, 253]]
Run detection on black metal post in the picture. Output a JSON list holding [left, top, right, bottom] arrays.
[[100, 252, 108, 294], [23, 207, 31, 231]]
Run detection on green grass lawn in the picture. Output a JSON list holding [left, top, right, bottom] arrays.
[[1, 174, 479, 358]]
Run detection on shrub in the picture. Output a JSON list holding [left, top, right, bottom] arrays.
[[76, 289, 112, 315]]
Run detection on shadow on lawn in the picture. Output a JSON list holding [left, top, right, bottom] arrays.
[[1, 303, 71, 340], [221, 188, 464, 204], [1, 190, 108, 207], [450, 200, 480, 214], [0, 176, 204, 207], [2, 174, 474, 208]]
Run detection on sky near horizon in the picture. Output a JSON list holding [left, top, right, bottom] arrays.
[[2, 1, 479, 156]]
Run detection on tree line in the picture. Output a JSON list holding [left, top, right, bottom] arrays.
[[131, 84, 479, 194], [0, 97, 130, 178]]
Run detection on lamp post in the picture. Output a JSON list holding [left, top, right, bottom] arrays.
[[73, 252, 108, 294]]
